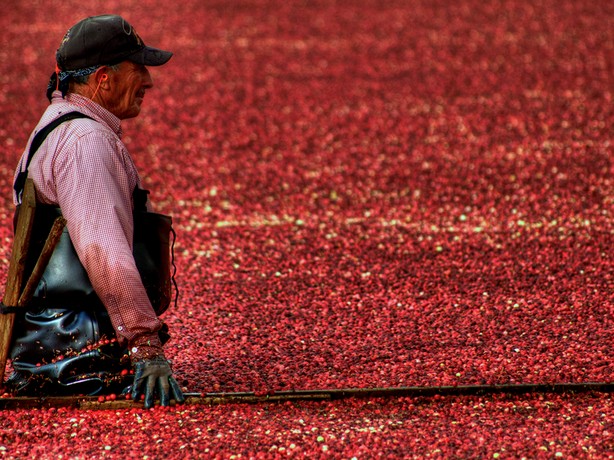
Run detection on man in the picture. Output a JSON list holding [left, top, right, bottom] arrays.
[[7, 15, 184, 408]]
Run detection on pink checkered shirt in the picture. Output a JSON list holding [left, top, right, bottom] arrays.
[[13, 91, 162, 348]]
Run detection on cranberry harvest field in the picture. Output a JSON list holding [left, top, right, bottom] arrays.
[[0, 0, 612, 458]]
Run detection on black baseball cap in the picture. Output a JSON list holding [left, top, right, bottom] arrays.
[[56, 14, 172, 71]]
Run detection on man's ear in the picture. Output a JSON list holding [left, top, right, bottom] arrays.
[[93, 66, 112, 89]]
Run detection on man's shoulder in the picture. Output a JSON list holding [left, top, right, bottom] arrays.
[[41, 111, 118, 145], [42, 95, 122, 140], [46, 119, 117, 155], [34, 113, 124, 165], [66, 115, 116, 138]]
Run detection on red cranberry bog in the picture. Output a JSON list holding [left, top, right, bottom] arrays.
[[0, 0, 612, 458]]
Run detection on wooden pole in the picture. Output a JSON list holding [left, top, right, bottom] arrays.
[[0, 179, 36, 385]]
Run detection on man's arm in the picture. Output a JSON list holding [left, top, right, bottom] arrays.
[[52, 129, 184, 407], [54, 130, 163, 348]]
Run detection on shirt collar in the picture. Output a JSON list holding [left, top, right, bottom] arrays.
[[51, 91, 123, 138]]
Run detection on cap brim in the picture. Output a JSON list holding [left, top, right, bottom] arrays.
[[127, 46, 173, 66]]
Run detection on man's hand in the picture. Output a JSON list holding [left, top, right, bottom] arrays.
[[131, 356, 185, 409]]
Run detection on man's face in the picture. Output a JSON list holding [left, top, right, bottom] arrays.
[[104, 61, 153, 119]]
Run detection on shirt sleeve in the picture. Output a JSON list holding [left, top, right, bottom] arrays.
[[53, 129, 162, 345]]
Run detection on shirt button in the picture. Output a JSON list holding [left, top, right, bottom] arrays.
[[117, 326, 123, 331]]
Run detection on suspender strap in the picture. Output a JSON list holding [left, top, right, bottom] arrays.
[[14, 112, 93, 198]]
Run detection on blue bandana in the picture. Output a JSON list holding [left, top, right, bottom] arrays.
[[46, 66, 99, 101], [59, 65, 99, 81]]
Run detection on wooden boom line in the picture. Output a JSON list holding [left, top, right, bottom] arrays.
[[0, 382, 612, 410]]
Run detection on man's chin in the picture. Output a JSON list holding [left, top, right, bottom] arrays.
[[119, 107, 142, 120]]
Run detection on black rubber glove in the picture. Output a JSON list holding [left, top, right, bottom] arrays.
[[131, 356, 185, 409]]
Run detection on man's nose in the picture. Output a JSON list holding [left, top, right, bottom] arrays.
[[143, 67, 154, 88]]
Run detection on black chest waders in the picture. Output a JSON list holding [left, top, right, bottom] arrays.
[[6, 113, 177, 396]]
